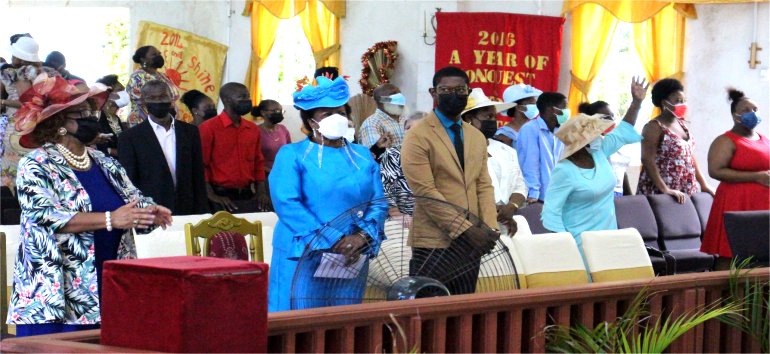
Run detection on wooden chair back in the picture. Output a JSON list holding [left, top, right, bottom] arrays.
[[184, 211, 264, 262]]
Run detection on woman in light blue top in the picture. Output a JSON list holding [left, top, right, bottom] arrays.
[[542, 77, 648, 250], [268, 76, 388, 312]]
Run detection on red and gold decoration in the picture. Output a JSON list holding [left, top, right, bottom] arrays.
[[435, 13, 564, 123], [359, 41, 398, 96]]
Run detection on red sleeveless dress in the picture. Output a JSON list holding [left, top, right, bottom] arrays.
[[701, 131, 770, 257]]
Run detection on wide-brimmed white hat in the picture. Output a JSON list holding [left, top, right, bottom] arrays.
[[461, 88, 516, 117], [555, 113, 616, 160], [10, 36, 40, 63], [503, 84, 542, 103]]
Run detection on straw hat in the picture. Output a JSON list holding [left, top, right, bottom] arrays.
[[15, 74, 109, 148], [555, 113, 616, 160], [460, 88, 516, 117]]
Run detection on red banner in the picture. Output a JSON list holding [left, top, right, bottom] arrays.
[[435, 12, 564, 122]]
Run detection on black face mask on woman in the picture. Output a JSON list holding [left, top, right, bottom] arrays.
[[478, 120, 498, 139], [71, 118, 101, 144], [202, 108, 218, 120], [152, 56, 165, 69], [267, 113, 284, 124], [437, 93, 469, 117]]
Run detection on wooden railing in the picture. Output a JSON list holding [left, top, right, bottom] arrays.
[[1, 269, 767, 353]]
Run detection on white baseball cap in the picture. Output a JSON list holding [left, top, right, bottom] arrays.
[[503, 84, 542, 103], [10, 36, 40, 63]]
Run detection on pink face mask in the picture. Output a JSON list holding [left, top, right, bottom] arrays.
[[665, 101, 688, 119]]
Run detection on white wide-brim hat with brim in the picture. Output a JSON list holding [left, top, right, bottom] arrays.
[[555, 113, 616, 161], [461, 88, 516, 117]]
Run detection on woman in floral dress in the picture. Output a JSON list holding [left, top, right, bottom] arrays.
[[125, 45, 180, 127], [5, 75, 172, 336], [638, 78, 713, 202]]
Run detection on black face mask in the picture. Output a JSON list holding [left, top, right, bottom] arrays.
[[202, 108, 218, 120], [152, 56, 165, 69], [72, 119, 101, 144], [437, 93, 469, 117], [478, 120, 498, 139], [146, 102, 172, 119], [233, 100, 253, 116], [267, 113, 284, 124]]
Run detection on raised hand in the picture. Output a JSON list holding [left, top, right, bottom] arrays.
[[631, 76, 650, 102]]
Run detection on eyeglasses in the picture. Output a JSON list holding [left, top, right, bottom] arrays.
[[435, 86, 469, 95], [262, 109, 285, 115]]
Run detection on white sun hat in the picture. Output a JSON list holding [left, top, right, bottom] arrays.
[[503, 83, 543, 103], [10, 36, 41, 63], [461, 88, 517, 117]]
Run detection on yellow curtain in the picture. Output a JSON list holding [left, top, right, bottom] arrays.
[[567, 3, 620, 114], [634, 4, 687, 116], [299, 0, 340, 68], [562, 1, 697, 22], [244, 3, 283, 104], [243, 0, 345, 103], [242, 0, 345, 18]]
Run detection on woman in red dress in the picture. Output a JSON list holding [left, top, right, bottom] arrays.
[[701, 88, 770, 265]]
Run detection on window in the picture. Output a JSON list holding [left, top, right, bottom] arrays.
[[591, 22, 656, 163], [259, 16, 316, 105]]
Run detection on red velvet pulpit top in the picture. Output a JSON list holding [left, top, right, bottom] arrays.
[[100, 256, 269, 353]]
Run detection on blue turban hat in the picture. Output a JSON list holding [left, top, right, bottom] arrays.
[[293, 76, 350, 111]]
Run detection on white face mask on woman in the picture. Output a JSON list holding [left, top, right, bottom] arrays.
[[313, 113, 349, 140], [344, 127, 356, 142], [587, 137, 603, 153]]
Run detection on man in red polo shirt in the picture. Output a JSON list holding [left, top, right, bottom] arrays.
[[199, 82, 269, 212]]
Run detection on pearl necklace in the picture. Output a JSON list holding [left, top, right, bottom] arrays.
[[56, 144, 91, 170]]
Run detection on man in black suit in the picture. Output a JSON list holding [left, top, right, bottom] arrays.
[[118, 80, 209, 215]]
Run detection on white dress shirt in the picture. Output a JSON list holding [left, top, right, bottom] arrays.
[[487, 138, 527, 204], [148, 117, 177, 186]]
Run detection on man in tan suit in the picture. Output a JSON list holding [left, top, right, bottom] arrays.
[[402, 66, 506, 295]]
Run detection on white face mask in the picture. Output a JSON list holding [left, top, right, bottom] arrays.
[[587, 137, 603, 153], [313, 113, 349, 140], [344, 127, 355, 142], [382, 103, 405, 117], [520, 104, 539, 119], [114, 91, 130, 109]]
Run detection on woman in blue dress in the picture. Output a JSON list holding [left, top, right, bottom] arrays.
[[542, 77, 648, 252], [268, 76, 387, 312]]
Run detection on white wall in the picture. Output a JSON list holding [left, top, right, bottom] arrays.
[[2, 0, 767, 179], [684, 2, 769, 187]]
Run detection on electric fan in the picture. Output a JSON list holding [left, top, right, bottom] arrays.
[[290, 193, 520, 310]]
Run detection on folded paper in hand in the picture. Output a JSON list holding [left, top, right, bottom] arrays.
[[314, 253, 367, 279]]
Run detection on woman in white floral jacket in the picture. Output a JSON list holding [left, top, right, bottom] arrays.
[[5, 75, 172, 337]]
